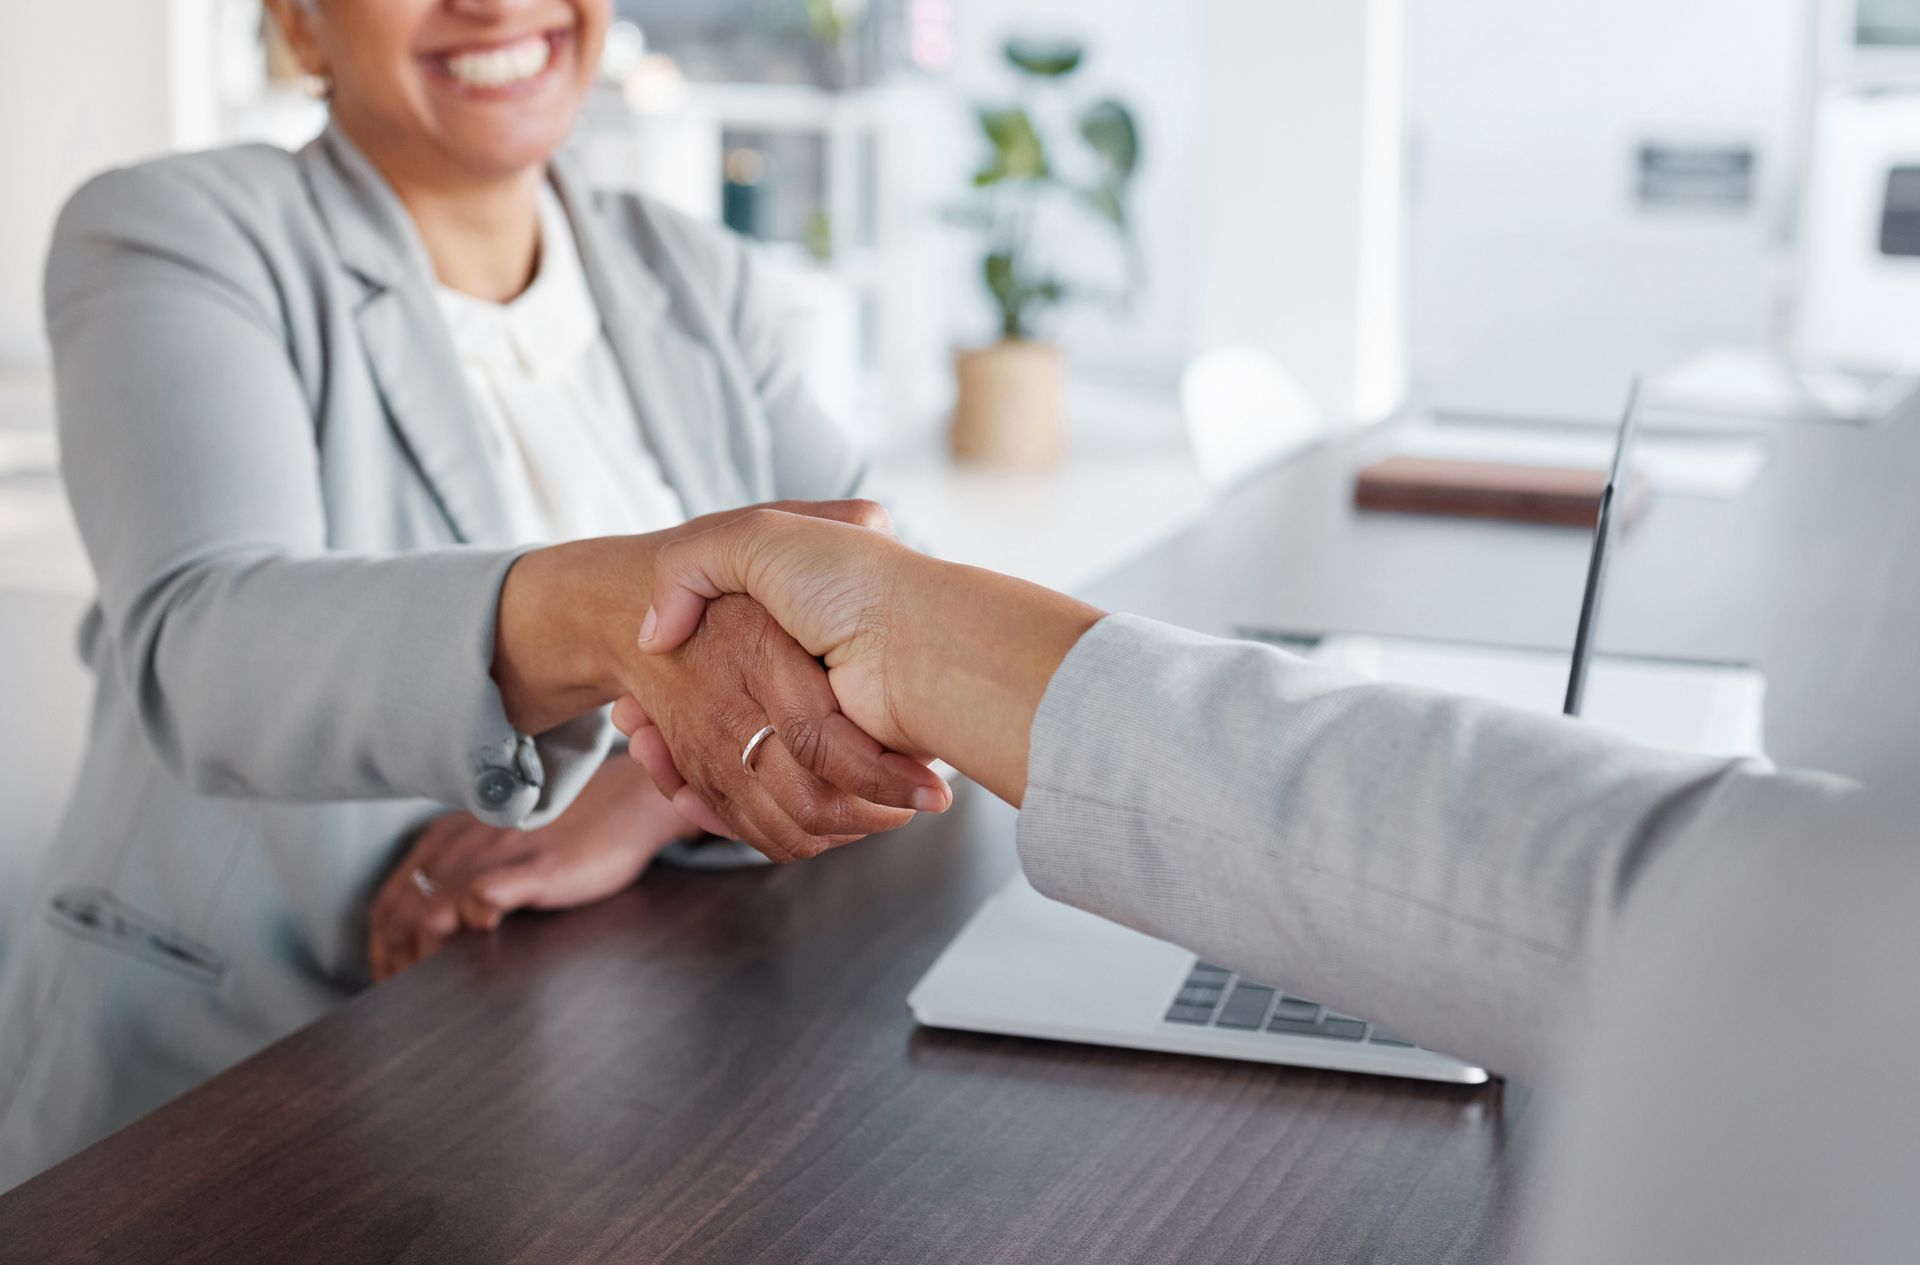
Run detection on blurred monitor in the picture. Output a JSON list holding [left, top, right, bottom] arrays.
[[1796, 90, 1920, 374], [1858, 0, 1920, 45], [1404, 0, 1806, 421], [1847, 0, 1920, 87]]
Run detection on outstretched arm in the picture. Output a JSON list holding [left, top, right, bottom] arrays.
[[49, 164, 944, 857], [621, 510, 1855, 1081]]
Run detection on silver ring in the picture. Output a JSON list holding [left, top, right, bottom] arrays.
[[741, 725, 777, 775], [409, 868, 440, 900]]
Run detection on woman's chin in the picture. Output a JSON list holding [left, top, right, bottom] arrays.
[[432, 118, 578, 181]]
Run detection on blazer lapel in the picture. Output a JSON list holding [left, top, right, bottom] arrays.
[[298, 125, 513, 544], [550, 156, 749, 517]]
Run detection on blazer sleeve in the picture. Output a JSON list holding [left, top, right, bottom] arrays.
[[1016, 614, 1856, 1084], [44, 164, 596, 827]]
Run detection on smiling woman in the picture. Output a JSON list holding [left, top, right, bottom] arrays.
[[272, 0, 608, 298], [285, 0, 595, 157], [0, 0, 944, 1192]]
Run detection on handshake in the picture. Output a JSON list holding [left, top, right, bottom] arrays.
[[373, 501, 1099, 980], [514, 498, 1102, 863], [607, 498, 949, 865]]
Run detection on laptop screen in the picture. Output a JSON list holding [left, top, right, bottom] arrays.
[[1562, 381, 1642, 718]]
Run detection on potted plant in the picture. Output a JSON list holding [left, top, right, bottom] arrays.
[[950, 39, 1141, 468]]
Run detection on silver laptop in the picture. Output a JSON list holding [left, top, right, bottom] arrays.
[[906, 385, 1646, 1085]]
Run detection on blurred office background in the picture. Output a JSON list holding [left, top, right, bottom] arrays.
[[3, 0, 1920, 945], [8, 2, 1920, 433]]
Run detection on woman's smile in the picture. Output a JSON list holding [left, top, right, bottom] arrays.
[[421, 27, 574, 98], [266, 0, 608, 183]]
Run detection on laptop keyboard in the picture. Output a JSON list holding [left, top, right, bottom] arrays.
[[1164, 962, 1418, 1048]]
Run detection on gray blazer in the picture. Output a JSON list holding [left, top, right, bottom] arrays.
[[1020, 616, 1913, 1263], [0, 124, 865, 1188]]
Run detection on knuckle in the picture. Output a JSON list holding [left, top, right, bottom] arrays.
[[741, 506, 784, 535], [793, 790, 855, 838], [773, 808, 816, 844], [656, 536, 694, 576], [848, 499, 891, 532], [764, 828, 806, 865], [780, 713, 827, 774], [856, 757, 892, 806]]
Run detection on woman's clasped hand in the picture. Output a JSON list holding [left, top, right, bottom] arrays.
[[601, 500, 952, 859]]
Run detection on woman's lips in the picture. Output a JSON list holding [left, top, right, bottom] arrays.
[[421, 30, 570, 96]]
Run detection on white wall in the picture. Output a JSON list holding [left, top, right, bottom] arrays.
[[1194, 0, 1409, 427], [940, 0, 1204, 390], [0, 0, 220, 369], [1406, 0, 1814, 419]]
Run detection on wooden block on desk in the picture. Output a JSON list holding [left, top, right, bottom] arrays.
[[1354, 456, 1652, 528]]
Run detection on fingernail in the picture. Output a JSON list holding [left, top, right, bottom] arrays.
[[913, 788, 947, 813], [638, 606, 658, 646]]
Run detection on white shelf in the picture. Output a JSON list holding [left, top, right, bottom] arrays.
[[682, 81, 900, 132]]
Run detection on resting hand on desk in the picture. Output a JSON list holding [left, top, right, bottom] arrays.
[[614, 508, 1106, 857], [369, 757, 692, 982]]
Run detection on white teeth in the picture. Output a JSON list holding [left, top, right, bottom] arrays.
[[445, 36, 552, 88]]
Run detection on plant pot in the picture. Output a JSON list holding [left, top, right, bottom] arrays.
[[950, 341, 1066, 469]]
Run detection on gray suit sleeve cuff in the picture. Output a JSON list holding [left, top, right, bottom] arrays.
[[452, 550, 614, 829], [1015, 614, 1234, 909]]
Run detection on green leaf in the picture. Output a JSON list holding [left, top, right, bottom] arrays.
[[984, 251, 1018, 303], [1005, 39, 1084, 79], [1078, 99, 1140, 182], [804, 0, 847, 41], [982, 254, 1072, 340], [975, 106, 1049, 182], [983, 251, 1025, 338], [803, 209, 834, 263], [1084, 182, 1126, 230]]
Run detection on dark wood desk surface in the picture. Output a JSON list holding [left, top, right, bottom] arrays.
[[5, 411, 1914, 1263]]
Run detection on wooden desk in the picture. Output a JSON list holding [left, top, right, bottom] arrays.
[[6, 412, 1914, 1263]]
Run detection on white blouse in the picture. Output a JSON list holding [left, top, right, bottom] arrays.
[[435, 184, 687, 546]]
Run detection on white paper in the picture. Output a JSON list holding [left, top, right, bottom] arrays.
[[1648, 342, 1918, 425], [1307, 634, 1766, 759]]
